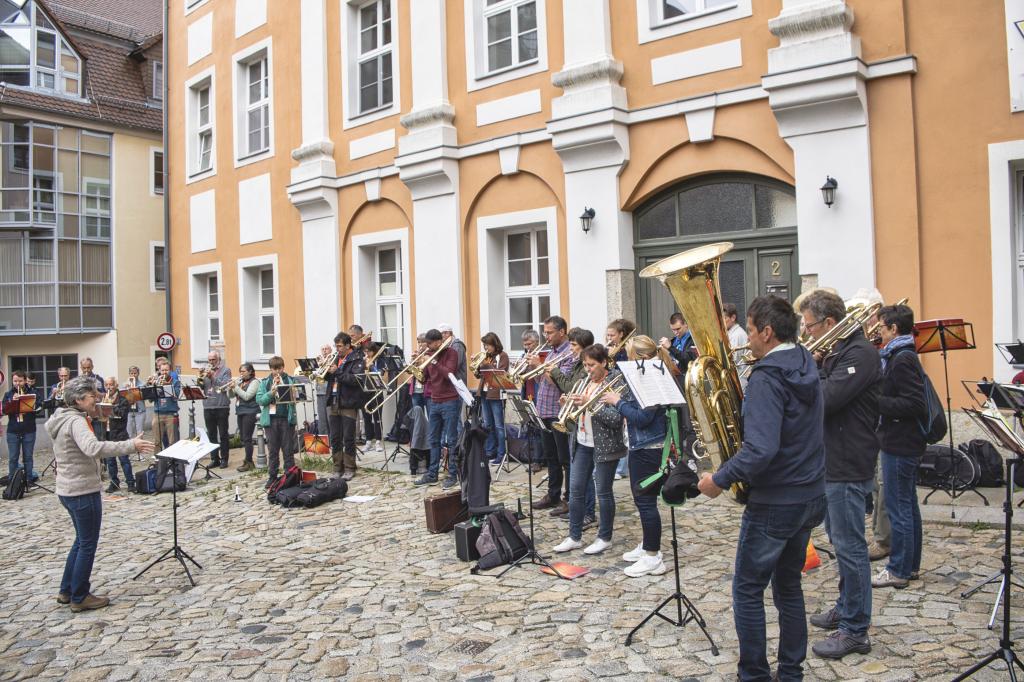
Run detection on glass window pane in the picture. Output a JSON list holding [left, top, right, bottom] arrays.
[[678, 182, 754, 236], [509, 297, 532, 324], [57, 127, 78, 150], [519, 33, 537, 63], [82, 284, 110, 304], [718, 260, 746, 322], [25, 283, 53, 305], [82, 306, 111, 328], [538, 295, 550, 322], [209, 317, 220, 340], [59, 213, 78, 238], [61, 48, 78, 74], [35, 30, 55, 69], [261, 333, 274, 355], [487, 39, 512, 71], [0, 284, 21, 305], [32, 143, 54, 171], [58, 239, 78, 280], [59, 306, 79, 327], [359, 2, 377, 31], [381, 73, 393, 107], [508, 325, 529, 352], [81, 242, 110, 282], [535, 230, 548, 257], [80, 133, 110, 155], [487, 10, 511, 42], [0, 68, 28, 85], [378, 247, 396, 271], [25, 306, 55, 330], [382, 18, 391, 46], [34, 126, 54, 146], [517, 2, 537, 31], [637, 195, 676, 240], [0, 307, 23, 330], [379, 303, 399, 328], [58, 150, 78, 188], [507, 260, 531, 287], [1, 188, 28, 209], [507, 232, 530, 260], [537, 257, 549, 286], [663, 0, 696, 19], [378, 271, 397, 296], [261, 315, 274, 335], [81, 154, 110, 184], [0, 26, 30, 66], [59, 283, 78, 304], [62, 76, 77, 94], [259, 267, 273, 289], [754, 186, 797, 229]]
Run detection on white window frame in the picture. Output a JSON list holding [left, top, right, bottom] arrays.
[[374, 245, 404, 348], [503, 228, 551, 352], [351, 228, 412, 354], [476, 206, 561, 354], [187, 262, 222, 366], [232, 38, 274, 167], [185, 0, 210, 15], [152, 60, 163, 100], [464, 0, 547, 93], [237, 254, 280, 367], [150, 240, 166, 293], [341, 0, 401, 130], [150, 146, 164, 196], [184, 67, 215, 183], [989, 140, 1024, 383], [636, 0, 751, 44]]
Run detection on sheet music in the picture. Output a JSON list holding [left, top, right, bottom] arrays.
[[616, 360, 686, 408], [448, 374, 476, 407]]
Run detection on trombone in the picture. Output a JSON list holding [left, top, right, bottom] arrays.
[[517, 346, 574, 382], [364, 337, 452, 414]]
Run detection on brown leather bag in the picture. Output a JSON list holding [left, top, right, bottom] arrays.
[[424, 490, 467, 534]]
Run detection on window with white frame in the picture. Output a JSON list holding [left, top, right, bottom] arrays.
[[206, 273, 220, 343], [356, 0, 393, 115], [258, 267, 275, 355], [504, 229, 549, 351], [1016, 171, 1024, 343], [152, 243, 165, 291], [638, 0, 749, 43], [483, 0, 538, 74], [658, 0, 736, 23], [375, 246, 403, 347], [243, 56, 269, 156], [189, 79, 214, 176], [152, 150, 164, 195], [0, 1, 83, 96], [152, 61, 163, 100]]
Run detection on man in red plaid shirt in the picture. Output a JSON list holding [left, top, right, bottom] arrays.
[[530, 316, 576, 515]]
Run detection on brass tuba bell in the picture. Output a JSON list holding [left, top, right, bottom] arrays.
[[640, 241, 748, 504]]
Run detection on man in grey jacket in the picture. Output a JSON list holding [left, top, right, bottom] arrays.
[[197, 351, 232, 468]]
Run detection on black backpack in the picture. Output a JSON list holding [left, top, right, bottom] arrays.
[[2, 468, 26, 500], [267, 465, 303, 504], [274, 483, 310, 508], [960, 439, 1004, 487], [472, 509, 532, 572], [294, 477, 348, 508], [894, 347, 947, 444], [155, 458, 187, 493]]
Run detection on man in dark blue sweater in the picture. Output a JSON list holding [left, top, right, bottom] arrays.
[[698, 295, 826, 682]]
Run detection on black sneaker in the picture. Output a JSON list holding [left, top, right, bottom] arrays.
[[582, 514, 596, 529], [809, 607, 840, 630], [104, 481, 120, 494], [811, 630, 871, 659], [413, 475, 437, 487], [441, 476, 459, 490]]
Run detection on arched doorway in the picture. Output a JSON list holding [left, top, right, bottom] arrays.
[[634, 173, 799, 335]]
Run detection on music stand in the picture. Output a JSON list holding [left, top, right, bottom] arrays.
[[997, 342, 1024, 370], [491, 394, 567, 580], [178, 384, 205, 441], [953, 409, 1024, 680], [914, 319, 985, 513], [134, 438, 218, 586]]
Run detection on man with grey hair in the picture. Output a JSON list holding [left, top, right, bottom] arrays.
[[197, 350, 232, 468], [79, 358, 105, 439], [439, 324, 467, 384], [799, 289, 880, 659]]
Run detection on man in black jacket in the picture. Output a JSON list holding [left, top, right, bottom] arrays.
[[698, 296, 826, 682], [799, 291, 879, 659], [325, 332, 365, 481], [873, 304, 927, 589]]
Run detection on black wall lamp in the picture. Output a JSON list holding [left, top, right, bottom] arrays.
[[820, 176, 838, 208], [580, 207, 596, 233]]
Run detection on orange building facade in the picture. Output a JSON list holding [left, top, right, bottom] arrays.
[[167, 0, 1024, 389]]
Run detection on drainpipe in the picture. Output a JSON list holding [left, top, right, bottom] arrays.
[[161, 0, 172, 357]]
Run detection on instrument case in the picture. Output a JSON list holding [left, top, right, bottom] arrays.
[[454, 520, 482, 561], [424, 490, 467, 534]]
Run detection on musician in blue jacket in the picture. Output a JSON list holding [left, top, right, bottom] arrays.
[[3, 370, 39, 482], [698, 296, 826, 682]]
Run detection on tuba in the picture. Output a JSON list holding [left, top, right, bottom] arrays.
[[640, 241, 748, 504]]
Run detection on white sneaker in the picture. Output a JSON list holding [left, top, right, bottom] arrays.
[[553, 537, 582, 553], [624, 554, 667, 577], [622, 543, 645, 562], [614, 472, 623, 480], [583, 538, 612, 555], [374, 440, 383, 451]]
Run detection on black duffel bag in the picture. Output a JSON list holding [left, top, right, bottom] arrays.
[[155, 457, 187, 493], [293, 477, 348, 508], [919, 445, 979, 490], [275, 483, 311, 508], [959, 439, 1004, 488]]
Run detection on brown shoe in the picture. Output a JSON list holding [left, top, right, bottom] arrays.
[[530, 463, 544, 474], [56, 592, 70, 605], [534, 494, 557, 510], [70, 594, 110, 612], [549, 501, 569, 517], [868, 542, 890, 562], [236, 461, 253, 472]]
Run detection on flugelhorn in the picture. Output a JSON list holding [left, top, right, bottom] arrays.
[[640, 241, 748, 504], [312, 350, 338, 381], [552, 378, 588, 433], [469, 350, 488, 374], [215, 377, 242, 393]]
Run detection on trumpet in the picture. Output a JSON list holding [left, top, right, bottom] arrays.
[[552, 378, 588, 433], [518, 346, 574, 382], [606, 328, 637, 368], [214, 377, 242, 393], [570, 374, 627, 421], [198, 364, 214, 382], [509, 342, 550, 380], [312, 350, 338, 381]]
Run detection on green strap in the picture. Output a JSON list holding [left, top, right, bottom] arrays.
[[639, 408, 680, 492]]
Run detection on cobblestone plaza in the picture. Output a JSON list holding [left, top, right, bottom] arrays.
[[0, 449, 1019, 681]]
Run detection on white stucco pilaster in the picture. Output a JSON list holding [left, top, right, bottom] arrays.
[[763, 0, 878, 298]]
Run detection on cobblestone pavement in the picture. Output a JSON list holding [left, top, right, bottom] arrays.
[[0, 446, 1021, 681]]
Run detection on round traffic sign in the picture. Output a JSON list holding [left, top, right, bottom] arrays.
[[156, 332, 177, 352]]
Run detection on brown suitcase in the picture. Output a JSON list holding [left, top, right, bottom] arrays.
[[424, 490, 467, 534]]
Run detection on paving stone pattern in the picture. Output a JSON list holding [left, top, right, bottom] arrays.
[[0, 448, 1020, 681]]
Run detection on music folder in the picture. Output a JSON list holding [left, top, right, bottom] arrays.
[[616, 360, 686, 409], [2, 393, 36, 416], [180, 385, 206, 401], [481, 368, 518, 391], [119, 387, 144, 405], [296, 357, 318, 374]]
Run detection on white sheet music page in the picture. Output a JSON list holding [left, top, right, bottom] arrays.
[[616, 360, 686, 408]]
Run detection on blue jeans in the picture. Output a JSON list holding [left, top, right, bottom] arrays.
[[428, 399, 461, 479], [568, 444, 618, 542], [616, 452, 629, 476], [628, 448, 663, 552], [733, 495, 827, 682], [6, 431, 36, 480], [481, 398, 506, 458], [59, 492, 103, 604], [881, 451, 922, 579], [823, 479, 873, 636], [106, 455, 135, 487]]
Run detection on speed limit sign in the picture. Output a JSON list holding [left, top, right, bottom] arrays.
[[156, 332, 177, 352]]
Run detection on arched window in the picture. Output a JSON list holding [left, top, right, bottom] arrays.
[[0, 0, 82, 96], [636, 174, 796, 242]]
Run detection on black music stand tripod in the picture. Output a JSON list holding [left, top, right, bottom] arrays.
[[134, 457, 202, 586], [493, 395, 566, 580]]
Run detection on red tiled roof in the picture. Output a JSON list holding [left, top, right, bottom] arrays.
[[45, 0, 162, 40]]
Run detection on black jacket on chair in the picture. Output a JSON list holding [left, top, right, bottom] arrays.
[[325, 349, 366, 410], [819, 329, 880, 481], [876, 346, 928, 457]]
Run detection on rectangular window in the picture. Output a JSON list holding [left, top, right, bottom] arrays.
[[152, 150, 164, 195], [9, 353, 77, 395], [258, 267, 275, 355], [356, 0, 393, 114], [195, 84, 213, 173], [375, 246, 403, 346], [152, 244, 165, 291], [207, 273, 220, 342], [659, 0, 736, 23], [245, 57, 270, 155], [504, 228, 549, 351], [483, 0, 538, 74], [152, 61, 163, 100]]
